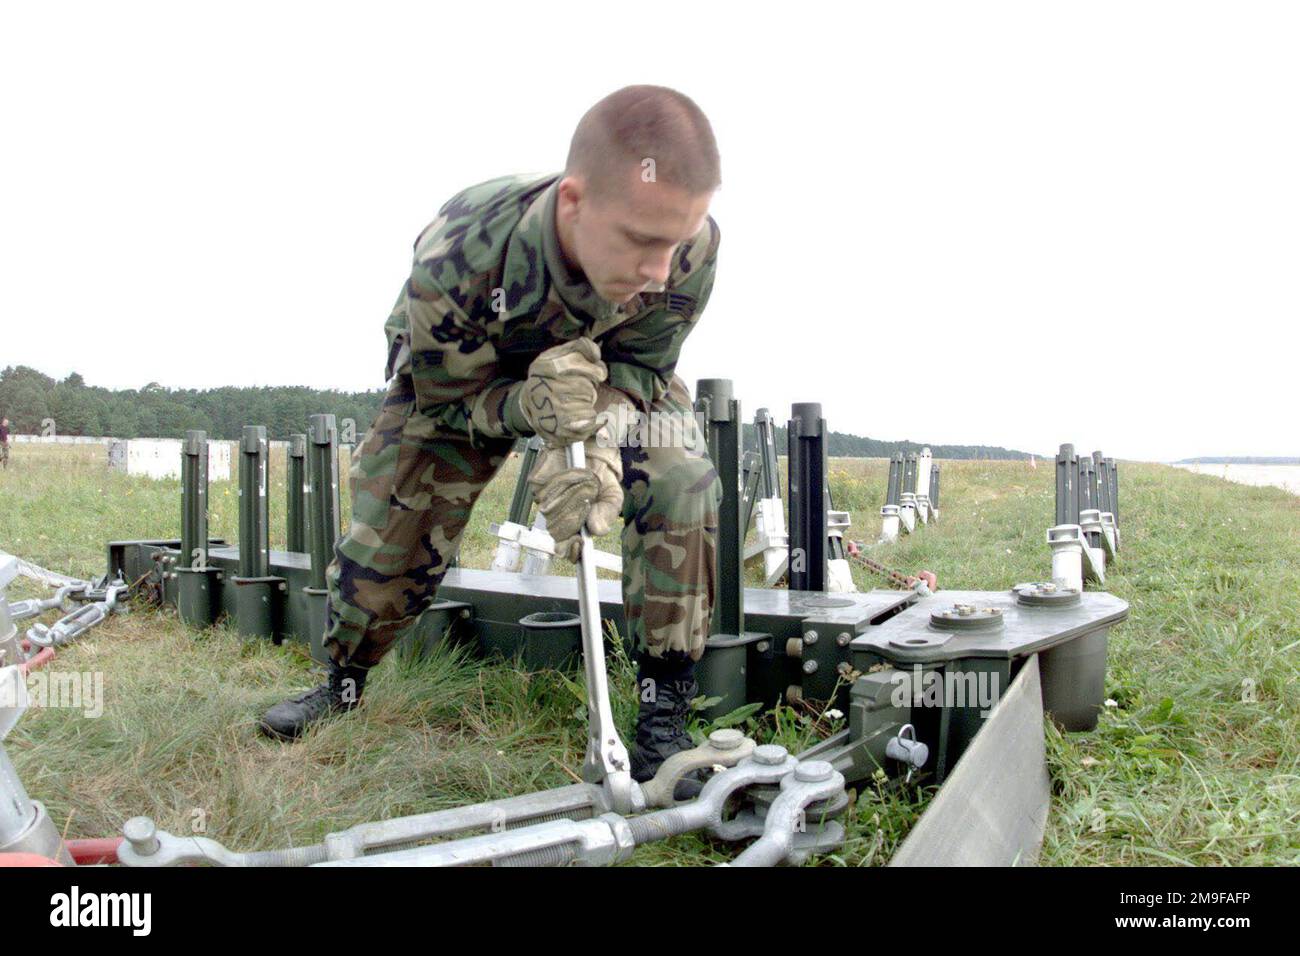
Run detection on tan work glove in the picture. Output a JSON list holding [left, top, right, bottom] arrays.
[[528, 439, 624, 562], [519, 338, 608, 445]]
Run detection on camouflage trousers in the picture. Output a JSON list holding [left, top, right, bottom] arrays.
[[323, 373, 721, 669]]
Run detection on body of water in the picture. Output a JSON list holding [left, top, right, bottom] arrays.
[[1173, 463, 1300, 495]]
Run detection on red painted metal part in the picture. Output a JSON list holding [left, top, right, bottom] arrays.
[[64, 837, 123, 865], [0, 852, 63, 867]]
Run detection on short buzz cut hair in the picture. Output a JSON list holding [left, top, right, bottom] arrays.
[[565, 85, 721, 200]]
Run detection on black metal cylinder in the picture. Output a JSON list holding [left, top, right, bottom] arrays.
[[1107, 458, 1120, 531], [697, 379, 743, 636], [696, 379, 734, 418], [1092, 451, 1110, 516], [519, 611, 582, 671], [930, 464, 941, 510], [307, 414, 340, 591], [903, 453, 918, 495], [287, 433, 308, 553], [788, 403, 827, 592]]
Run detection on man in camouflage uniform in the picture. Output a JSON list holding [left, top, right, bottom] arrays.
[[261, 85, 722, 785]]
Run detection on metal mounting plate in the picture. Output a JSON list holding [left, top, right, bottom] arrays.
[[853, 589, 1129, 663]]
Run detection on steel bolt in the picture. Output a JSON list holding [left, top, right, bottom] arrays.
[[753, 744, 788, 766], [755, 640, 770, 654], [794, 761, 834, 784], [802, 659, 818, 675], [804, 630, 818, 644], [836, 631, 852, 647], [708, 729, 744, 751], [123, 816, 160, 856]]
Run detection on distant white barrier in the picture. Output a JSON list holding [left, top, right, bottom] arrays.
[[9, 433, 355, 482], [108, 438, 233, 481]]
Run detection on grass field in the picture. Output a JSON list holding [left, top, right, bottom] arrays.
[[1, 441, 1297, 865]]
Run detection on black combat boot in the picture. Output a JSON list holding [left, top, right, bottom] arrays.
[[630, 651, 700, 785], [258, 659, 369, 741]]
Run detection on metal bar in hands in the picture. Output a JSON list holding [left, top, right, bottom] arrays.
[[566, 441, 635, 814]]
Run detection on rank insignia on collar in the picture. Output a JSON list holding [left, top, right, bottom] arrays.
[[665, 291, 698, 319]]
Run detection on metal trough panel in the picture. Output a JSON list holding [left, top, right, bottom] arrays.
[[889, 654, 1051, 866]]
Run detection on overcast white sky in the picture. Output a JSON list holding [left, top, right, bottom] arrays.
[[2, 1, 1296, 461]]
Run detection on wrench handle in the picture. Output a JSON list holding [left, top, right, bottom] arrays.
[[565, 442, 633, 811]]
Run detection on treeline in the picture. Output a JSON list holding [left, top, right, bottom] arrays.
[[740, 422, 1031, 460], [0, 366, 383, 442], [1, 365, 1033, 459]]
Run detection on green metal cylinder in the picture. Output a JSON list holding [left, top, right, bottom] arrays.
[[234, 578, 275, 639], [697, 379, 743, 637], [507, 436, 543, 526], [1055, 443, 1077, 526], [1077, 453, 1095, 514], [1039, 628, 1109, 732], [177, 568, 217, 627], [303, 587, 329, 664], [307, 415, 340, 590], [286, 433, 308, 553], [519, 611, 582, 671], [180, 430, 209, 570], [903, 453, 918, 495], [695, 636, 751, 720], [237, 425, 269, 579], [754, 408, 781, 499], [885, 455, 901, 507]]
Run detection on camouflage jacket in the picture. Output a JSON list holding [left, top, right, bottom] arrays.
[[382, 173, 720, 441]]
